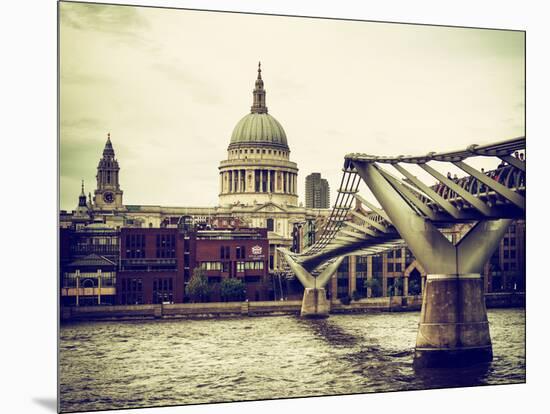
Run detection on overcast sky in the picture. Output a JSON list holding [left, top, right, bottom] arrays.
[[59, 2, 524, 211]]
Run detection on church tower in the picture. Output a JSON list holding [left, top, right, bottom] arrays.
[[94, 133, 124, 211], [74, 180, 91, 220]]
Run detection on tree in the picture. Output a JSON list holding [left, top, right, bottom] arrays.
[[186, 267, 211, 303], [391, 277, 404, 296], [408, 279, 421, 296], [220, 278, 246, 302], [351, 290, 364, 301], [364, 277, 382, 297]]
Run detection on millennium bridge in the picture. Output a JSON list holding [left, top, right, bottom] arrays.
[[280, 136, 525, 368]]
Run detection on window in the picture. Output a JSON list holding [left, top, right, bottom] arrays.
[[156, 234, 176, 258], [153, 277, 174, 304], [395, 249, 402, 258], [236, 262, 245, 272], [267, 218, 274, 232], [387, 262, 394, 273], [236, 245, 246, 259], [120, 278, 143, 305], [372, 255, 383, 274], [244, 261, 264, 270], [220, 245, 230, 259], [201, 262, 222, 271], [125, 234, 146, 258], [395, 263, 402, 272]]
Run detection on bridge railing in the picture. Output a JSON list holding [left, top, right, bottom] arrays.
[[427, 164, 525, 209]]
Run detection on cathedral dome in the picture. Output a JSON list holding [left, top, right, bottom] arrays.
[[229, 112, 288, 149], [228, 62, 289, 151]]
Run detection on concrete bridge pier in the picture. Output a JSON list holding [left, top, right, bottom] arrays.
[[280, 251, 344, 318], [301, 288, 330, 318], [414, 273, 492, 367], [354, 161, 511, 367]]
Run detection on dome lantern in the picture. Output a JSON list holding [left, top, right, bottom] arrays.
[[251, 61, 267, 114], [228, 63, 289, 150]]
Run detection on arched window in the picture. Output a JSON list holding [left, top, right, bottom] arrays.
[[267, 218, 274, 232]]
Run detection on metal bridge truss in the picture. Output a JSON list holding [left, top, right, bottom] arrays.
[[280, 136, 525, 289]]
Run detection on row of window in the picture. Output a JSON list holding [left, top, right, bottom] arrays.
[[153, 278, 173, 293], [231, 148, 287, 157], [220, 245, 248, 259], [62, 274, 116, 288], [200, 261, 265, 272]]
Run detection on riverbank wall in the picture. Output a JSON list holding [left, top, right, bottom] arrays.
[[60, 292, 525, 322]]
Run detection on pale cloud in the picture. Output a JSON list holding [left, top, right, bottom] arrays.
[[59, 2, 524, 211]]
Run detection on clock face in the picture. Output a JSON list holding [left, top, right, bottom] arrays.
[[103, 192, 114, 203]]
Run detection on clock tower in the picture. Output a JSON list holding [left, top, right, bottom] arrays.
[[94, 133, 124, 211]]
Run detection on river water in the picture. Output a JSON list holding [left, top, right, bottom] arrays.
[[59, 308, 525, 412]]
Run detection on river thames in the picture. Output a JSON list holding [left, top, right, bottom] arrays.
[[59, 308, 525, 412]]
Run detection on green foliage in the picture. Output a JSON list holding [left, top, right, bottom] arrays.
[[339, 295, 351, 305], [220, 278, 246, 302], [364, 277, 383, 297], [186, 267, 211, 303], [408, 279, 421, 296], [364, 278, 381, 289], [351, 290, 364, 301], [389, 277, 404, 296]]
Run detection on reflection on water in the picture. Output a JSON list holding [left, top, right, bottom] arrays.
[[59, 308, 525, 412]]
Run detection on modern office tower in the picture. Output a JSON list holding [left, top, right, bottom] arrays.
[[305, 173, 330, 208]]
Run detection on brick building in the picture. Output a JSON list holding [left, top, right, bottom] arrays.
[[195, 229, 270, 301], [117, 227, 194, 305]]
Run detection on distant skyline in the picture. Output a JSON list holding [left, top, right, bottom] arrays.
[[59, 2, 525, 211]]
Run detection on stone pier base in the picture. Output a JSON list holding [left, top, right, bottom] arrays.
[[301, 288, 330, 318], [414, 273, 493, 368]]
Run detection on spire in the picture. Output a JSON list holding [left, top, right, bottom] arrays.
[[251, 61, 268, 114], [102, 132, 115, 159], [78, 180, 87, 207]]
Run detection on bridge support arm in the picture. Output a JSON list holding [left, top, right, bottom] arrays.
[[353, 162, 455, 274], [279, 250, 315, 289]]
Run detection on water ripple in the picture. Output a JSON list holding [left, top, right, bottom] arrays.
[[60, 309, 525, 412]]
